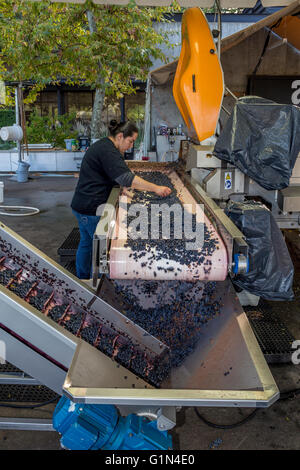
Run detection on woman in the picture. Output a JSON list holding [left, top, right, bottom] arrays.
[[71, 119, 171, 279]]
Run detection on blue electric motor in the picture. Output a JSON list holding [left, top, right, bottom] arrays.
[[53, 396, 172, 451]]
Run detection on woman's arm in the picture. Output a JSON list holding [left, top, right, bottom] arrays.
[[131, 175, 171, 197]]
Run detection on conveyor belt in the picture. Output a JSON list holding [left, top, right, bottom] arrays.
[[0, 236, 170, 388], [110, 170, 228, 281]]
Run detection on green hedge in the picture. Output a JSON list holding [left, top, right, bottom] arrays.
[[0, 109, 16, 150], [26, 111, 78, 148], [0, 109, 79, 150]]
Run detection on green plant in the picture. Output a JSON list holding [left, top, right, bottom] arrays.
[[52, 112, 78, 148], [127, 104, 145, 124], [26, 111, 78, 148], [0, 108, 17, 150], [0, 1, 178, 139], [25, 112, 54, 144], [0, 108, 15, 128]]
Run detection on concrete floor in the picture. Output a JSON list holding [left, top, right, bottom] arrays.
[[0, 175, 299, 450]]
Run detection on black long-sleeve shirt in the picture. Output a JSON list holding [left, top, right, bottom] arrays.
[[71, 137, 134, 215]]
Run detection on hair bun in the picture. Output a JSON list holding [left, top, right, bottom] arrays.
[[108, 120, 138, 138], [109, 119, 119, 131]]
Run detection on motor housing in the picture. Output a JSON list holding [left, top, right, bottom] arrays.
[[53, 396, 172, 450]]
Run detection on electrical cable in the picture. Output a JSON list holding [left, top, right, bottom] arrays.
[[278, 388, 300, 401], [0, 395, 59, 409], [194, 407, 259, 430], [194, 387, 300, 429]]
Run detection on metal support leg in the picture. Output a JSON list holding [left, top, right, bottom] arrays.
[[0, 374, 41, 385], [0, 418, 54, 431], [117, 405, 177, 431]]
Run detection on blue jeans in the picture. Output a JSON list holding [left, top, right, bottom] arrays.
[[72, 209, 100, 279]]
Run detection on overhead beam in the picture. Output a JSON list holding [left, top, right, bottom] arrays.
[[27, 0, 297, 8]]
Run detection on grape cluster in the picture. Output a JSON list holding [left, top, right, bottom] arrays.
[[130, 351, 149, 377], [48, 304, 69, 322], [97, 328, 116, 356], [64, 313, 85, 335], [0, 269, 19, 286], [9, 280, 34, 299], [115, 279, 220, 368], [141, 281, 159, 297], [29, 293, 52, 311], [147, 359, 170, 386], [80, 325, 100, 346], [114, 340, 134, 369]]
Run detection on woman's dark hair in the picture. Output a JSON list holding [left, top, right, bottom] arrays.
[[108, 120, 138, 138]]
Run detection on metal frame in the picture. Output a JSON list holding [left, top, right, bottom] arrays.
[[0, 373, 40, 385], [0, 418, 54, 431], [0, 208, 279, 439], [244, 177, 300, 229], [182, 173, 248, 270], [92, 187, 120, 285], [0, 221, 278, 408], [189, 162, 300, 230]]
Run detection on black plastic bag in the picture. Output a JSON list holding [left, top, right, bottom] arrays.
[[213, 96, 300, 190], [225, 200, 294, 300]]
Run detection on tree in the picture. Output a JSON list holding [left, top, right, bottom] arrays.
[[0, 0, 178, 138]]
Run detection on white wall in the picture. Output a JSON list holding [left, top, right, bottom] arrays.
[[0, 151, 84, 172], [151, 20, 255, 70]]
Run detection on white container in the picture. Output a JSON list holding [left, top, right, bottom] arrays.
[[0, 181, 4, 203], [0, 125, 23, 142], [26, 143, 53, 149]]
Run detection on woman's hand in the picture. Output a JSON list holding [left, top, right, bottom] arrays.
[[131, 175, 172, 197], [122, 188, 133, 198], [154, 185, 172, 197]]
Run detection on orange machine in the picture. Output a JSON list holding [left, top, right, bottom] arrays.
[[173, 7, 224, 143]]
